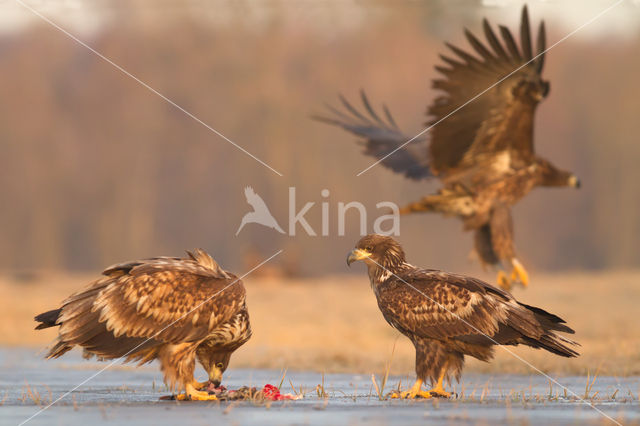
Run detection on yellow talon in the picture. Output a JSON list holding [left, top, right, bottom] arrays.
[[425, 388, 451, 398], [191, 379, 208, 390], [510, 259, 529, 287], [175, 383, 218, 401], [396, 389, 444, 399], [394, 375, 452, 399]]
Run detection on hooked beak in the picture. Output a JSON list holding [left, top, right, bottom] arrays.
[[210, 366, 223, 387], [568, 175, 581, 189], [346, 248, 372, 266]]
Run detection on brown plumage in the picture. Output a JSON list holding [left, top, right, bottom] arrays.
[[35, 249, 251, 401], [315, 6, 580, 289], [347, 235, 578, 398]]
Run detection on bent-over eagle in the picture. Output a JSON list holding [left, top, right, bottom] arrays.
[[347, 234, 578, 398], [316, 6, 580, 290], [35, 249, 251, 401]]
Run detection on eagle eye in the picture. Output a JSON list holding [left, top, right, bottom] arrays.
[[216, 362, 224, 368], [365, 246, 373, 252]]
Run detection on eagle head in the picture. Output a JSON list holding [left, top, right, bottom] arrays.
[[347, 234, 406, 272], [535, 158, 580, 189]]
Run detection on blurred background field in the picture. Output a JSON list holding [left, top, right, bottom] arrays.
[[1, 0, 639, 276], [1, 0, 639, 377], [4, 271, 639, 377]]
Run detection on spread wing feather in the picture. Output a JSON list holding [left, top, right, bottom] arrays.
[[313, 90, 432, 180], [428, 6, 548, 175]]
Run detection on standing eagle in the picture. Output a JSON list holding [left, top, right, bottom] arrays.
[[34, 249, 251, 401], [316, 6, 580, 289], [347, 234, 578, 398]]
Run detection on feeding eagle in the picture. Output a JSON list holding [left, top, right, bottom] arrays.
[[315, 6, 580, 289], [347, 234, 578, 398], [34, 249, 251, 401]]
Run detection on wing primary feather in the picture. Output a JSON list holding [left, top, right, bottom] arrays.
[[323, 102, 355, 124], [309, 114, 348, 127], [382, 104, 399, 130], [313, 93, 432, 180], [520, 5, 533, 60], [360, 90, 387, 127], [483, 19, 509, 60], [445, 42, 482, 67], [434, 65, 453, 76], [535, 21, 546, 73], [464, 28, 495, 62], [339, 93, 373, 124], [499, 25, 522, 62], [439, 54, 465, 69]]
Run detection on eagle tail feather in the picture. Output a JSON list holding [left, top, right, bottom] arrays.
[[34, 308, 62, 330], [46, 340, 73, 359], [525, 333, 580, 358], [511, 303, 580, 358], [521, 302, 575, 334]]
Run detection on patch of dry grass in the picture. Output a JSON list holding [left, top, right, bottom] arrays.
[[2, 270, 639, 376]]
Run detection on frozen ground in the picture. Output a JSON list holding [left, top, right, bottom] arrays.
[[1, 348, 638, 426]]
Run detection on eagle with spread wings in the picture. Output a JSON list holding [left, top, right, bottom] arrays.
[[35, 249, 251, 401], [316, 6, 580, 289], [347, 234, 578, 398]]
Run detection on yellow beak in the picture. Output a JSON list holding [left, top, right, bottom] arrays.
[[346, 248, 372, 266], [209, 366, 223, 387], [568, 175, 581, 189]]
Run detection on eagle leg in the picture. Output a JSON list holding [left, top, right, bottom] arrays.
[[175, 382, 218, 401], [510, 258, 529, 287]]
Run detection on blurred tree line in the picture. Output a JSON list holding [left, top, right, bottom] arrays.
[[0, 1, 638, 276]]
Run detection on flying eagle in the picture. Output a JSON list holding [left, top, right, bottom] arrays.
[[316, 6, 580, 289], [347, 234, 578, 398], [35, 249, 251, 401]]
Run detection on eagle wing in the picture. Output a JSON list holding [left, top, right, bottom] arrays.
[[313, 90, 432, 180], [428, 6, 547, 178], [377, 269, 511, 340], [95, 260, 242, 343], [377, 267, 577, 357], [49, 251, 245, 359]]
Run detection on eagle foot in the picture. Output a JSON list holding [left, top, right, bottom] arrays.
[[425, 388, 451, 398], [391, 389, 451, 399], [496, 270, 512, 291], [510, 259, 529, 288], [391, 387, 452, 399], [174, 383, 219, 401], [174, 390, 219, 401]]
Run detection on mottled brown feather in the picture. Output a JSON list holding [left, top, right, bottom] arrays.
[[352, 235, 579, 387], [35, 249, 252, 392]]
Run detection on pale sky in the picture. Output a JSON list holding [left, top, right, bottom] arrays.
[[1, 0, 638, 40]]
